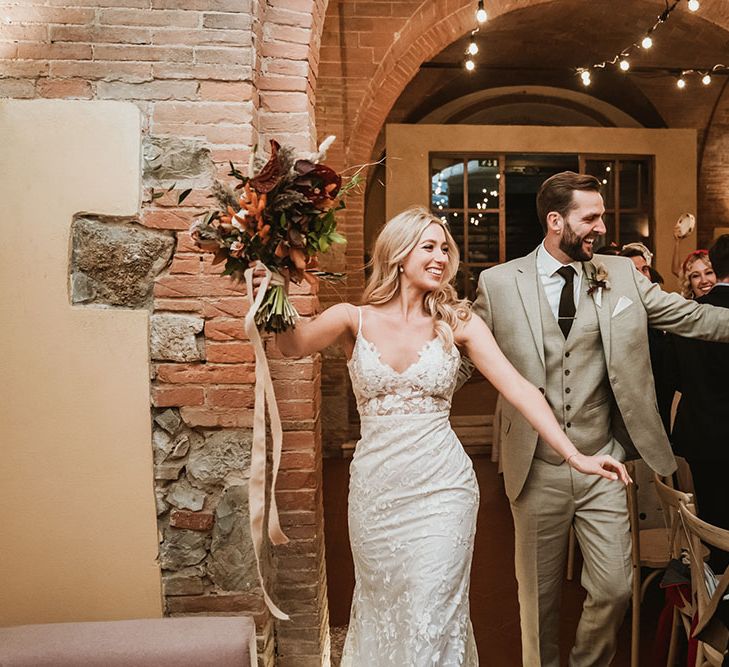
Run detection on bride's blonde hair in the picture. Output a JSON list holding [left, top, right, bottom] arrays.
[[362, 206, 472, 348]]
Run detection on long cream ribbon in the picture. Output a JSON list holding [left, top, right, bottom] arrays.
[[244, 263, 289, 621]]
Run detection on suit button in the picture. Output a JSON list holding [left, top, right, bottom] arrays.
[[566, 405, 571, 410], [566, 422, 572, 428], [565, 352, 571, 358], [565, 369, 570, 376], [538, 387, 545, 394], [565, 387, 571, 394]]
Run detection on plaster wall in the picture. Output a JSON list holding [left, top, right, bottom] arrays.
[[387, 124, 698, 293], [0, 100, 162, 625]]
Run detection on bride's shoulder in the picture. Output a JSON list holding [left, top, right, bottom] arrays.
[[452, 309, 487, 345], [323, 302, 360, 336]]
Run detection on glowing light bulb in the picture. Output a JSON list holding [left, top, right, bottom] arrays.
[[602, 179, 608, 185], [465, 59, 475, 71], [580, 70, 591, 86], [619, 59, 630, 72], [606, 166, 612, 172], [677, 76, 687, 89], [702, 74, 712, 85], [467, 41, 478, 56], [688, 0, 699, 11], [641, 36, 653, 49], [476, 7, 488, 22]]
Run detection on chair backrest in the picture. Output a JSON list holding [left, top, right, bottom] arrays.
[[678, 504, 729, 638], [653, 473, 695, 559], [625, 460, 673, 567]]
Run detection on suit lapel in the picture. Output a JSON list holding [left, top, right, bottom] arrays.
[[515, 249, 545, 368], [584, 259, 612, 367]]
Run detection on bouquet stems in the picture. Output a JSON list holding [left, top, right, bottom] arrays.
[[255, 284, 299, 333]]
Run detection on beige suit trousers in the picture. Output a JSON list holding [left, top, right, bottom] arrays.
[[510, 440, 632, 667]]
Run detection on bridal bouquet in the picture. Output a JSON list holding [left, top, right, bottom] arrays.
[[190, 136, 355, 332]]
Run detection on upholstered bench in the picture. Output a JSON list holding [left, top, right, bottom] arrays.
[[0, 616, 257, 666]]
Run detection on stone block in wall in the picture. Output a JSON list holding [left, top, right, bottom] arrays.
[[155, 486, 170, 516], [155, 461, 185, 481], [207, 484, 257, 591], [153, 424, 202, 463], [143, 135, 214, 189], [160, 526, 212, 570], [150, 313, 204, 361], [166, 478, 206, 511], [71, 216, 175, 308], [186, 429, 252, 489], [162, 566, 206, 596], [155, 408, 182, 434]]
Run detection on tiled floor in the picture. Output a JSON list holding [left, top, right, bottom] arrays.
[[324, 455, 670, 666]]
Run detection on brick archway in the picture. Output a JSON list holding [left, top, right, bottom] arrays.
[[314, 0, 729, 292]]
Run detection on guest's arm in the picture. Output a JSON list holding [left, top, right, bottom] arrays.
[[635, 268, 729, 342]]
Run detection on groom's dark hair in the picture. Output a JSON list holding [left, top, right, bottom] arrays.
[[709, 233, 729, 280], [536, 171, 602, 232]]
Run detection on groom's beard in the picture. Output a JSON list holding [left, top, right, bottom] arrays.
[[560, 224, 597, 262]]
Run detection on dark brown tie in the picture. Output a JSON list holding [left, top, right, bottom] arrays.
[[556, 265, 576, 338]]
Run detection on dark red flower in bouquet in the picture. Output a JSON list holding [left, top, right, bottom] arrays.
[[249, 140, 283, 193], [294, 160, 342, 209]]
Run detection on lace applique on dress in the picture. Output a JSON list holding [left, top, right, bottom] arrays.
[[347, 328, 461, 416]]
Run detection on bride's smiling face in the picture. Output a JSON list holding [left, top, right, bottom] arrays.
[[400, 222, 449, 291]]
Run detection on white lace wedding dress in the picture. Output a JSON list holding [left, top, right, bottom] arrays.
[[340, 309, 480, 666]]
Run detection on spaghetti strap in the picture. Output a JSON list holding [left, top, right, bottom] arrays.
[[356, 306, 363, 336]]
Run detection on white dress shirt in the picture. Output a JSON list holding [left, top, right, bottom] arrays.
[[536, 242, 584, 322]]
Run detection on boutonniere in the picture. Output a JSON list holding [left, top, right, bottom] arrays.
[[586, 262, 611, 307]]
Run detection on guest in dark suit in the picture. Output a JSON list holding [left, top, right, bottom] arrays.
[[669, 234, 729, 570]]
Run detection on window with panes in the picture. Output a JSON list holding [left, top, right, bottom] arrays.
[[430, 153, 653, 299]]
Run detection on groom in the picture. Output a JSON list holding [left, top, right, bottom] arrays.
[[465, 171, 729, 666]]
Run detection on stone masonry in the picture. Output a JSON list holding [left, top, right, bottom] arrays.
[[3, 0, 329, 663]]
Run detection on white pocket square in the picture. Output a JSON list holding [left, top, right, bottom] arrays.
[[612, 296, 633, 318]]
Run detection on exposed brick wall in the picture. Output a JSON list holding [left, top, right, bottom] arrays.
[[0, 0, 329, 664]]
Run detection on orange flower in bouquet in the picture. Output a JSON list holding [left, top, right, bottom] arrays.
[[190, 137, 356, 332]]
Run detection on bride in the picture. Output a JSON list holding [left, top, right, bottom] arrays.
[[254, 206, 629, 666]]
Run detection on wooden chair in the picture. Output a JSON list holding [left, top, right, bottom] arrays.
[[678, 505, 729, 667], [653, 474, 696, 666], [626, 460, 673, 667]]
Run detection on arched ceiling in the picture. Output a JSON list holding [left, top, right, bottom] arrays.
[[387, 0, 729, 129]]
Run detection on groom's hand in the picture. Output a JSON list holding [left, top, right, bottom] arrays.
[[568, 453, 633, 485]]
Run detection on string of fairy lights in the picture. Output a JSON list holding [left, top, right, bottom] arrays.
[[464, 0, 729, 90]]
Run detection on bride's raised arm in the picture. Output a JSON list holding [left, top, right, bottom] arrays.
[[275, 301, 358, 357], [457, 314, 631, 484]]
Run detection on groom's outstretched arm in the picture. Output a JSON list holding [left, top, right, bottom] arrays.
[[635, 269, 729, 341], [455, 269, 495, 391]]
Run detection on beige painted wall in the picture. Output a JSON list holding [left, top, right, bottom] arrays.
[[386, 125, 698, 293], [0, 100, 162, 625]]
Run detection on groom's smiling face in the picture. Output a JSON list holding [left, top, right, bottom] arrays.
[[559, 190, 607, 262]]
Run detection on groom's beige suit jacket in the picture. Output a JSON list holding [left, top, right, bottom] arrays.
[[469, 250, 729, 501]]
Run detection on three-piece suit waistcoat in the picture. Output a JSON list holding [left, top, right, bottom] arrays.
[[533, 275, 614, 464]]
